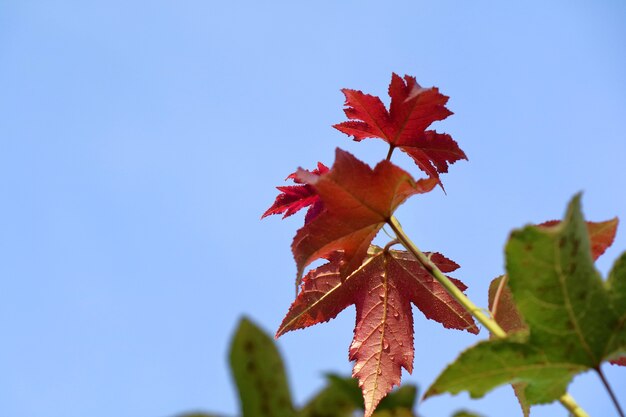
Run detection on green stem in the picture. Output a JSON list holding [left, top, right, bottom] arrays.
[[560, 393, 592, 417], [387, 215, 591, 417], [387, 216, 505, 338]]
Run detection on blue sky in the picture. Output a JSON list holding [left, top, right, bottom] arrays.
[[1, 1, 625, 417]]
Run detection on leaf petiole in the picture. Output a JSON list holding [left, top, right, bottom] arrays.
[[386, 145, 395, 161], [387, 216, 505, 337], [594, 366, 625, 417], [382, 239, 401, 253]]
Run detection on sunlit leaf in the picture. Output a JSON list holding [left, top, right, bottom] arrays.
[[426, 195, 626, 405], [279, 247, 477, 417]]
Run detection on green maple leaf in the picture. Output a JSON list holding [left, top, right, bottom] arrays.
[[425, 194, 626, 405]]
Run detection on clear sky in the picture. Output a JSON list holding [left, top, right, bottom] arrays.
[[1, 1, 625, 417]]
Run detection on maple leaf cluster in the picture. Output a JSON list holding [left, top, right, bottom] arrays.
[[263, 73, 473, 417], [262, 74, 625, 417]]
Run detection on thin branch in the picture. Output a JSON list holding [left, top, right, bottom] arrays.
[[381, 225, 396, 240]]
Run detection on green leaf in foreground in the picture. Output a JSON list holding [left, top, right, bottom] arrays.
[[175, 413, 227, 417], [301, 373, 418, 417], [485, 217, 620, 417], [229, 317, 295, 417], [298, 375, 359, 417], [185, 318, 420, 417], [426, 194, 626, 405], [452, 411, 485, 417]]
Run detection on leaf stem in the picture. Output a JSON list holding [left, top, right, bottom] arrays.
[[560, 393, 592, 417], [386, 145, 395, 161], [383, 239, 401, 253], [594, 366, 625, 417], [386, 215, 591, 417], [387, 216, 505, 337]]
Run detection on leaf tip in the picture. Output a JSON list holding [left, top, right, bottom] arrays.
[[422, 385, 439, 401], [274, 327, 284, 339], [567, 192, 584, 215]]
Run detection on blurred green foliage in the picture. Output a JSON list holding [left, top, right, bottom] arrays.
[[175, 317, 484, 417]]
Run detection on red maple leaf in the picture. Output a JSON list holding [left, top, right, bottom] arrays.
[[292, 148, 437, 285], [277, 248, 478, 417], [333, 73, 466, 189], [539, 218, 619, 261], [261, 162, 329, 223]]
